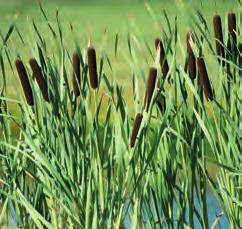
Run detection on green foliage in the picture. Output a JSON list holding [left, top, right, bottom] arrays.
[[0, 1, 240, 228]]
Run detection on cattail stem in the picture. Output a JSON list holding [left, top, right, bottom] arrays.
[[130, 113, 143, 148], [155, 38, 169, 79], [15, 59, 34, 106], [196, 57, 213, 101], [145, 67, 157, 112], [72, 52, 81, 97], [186, 32, 196, 79], [29, 58, 49, 102], [87, 46, 98, 89], [213, 15, 225, 66]]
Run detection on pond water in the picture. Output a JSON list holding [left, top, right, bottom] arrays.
[[124, 188, 229, 228], [6, 188, 229, 228]]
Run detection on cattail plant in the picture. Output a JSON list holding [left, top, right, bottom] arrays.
[[196, 57, 213, 101], [155, 38, 169, 79], [213, 15, 225, 66], [156, 94, 166, 113], [87, 41, 98, 89], [145, 67, 157, 112], [130, 113, 143, 148], [186, 32, 196, 79], [15, 59, 34, 106], [29, 58, 49, 102], [239, 44, 242, 76], [228, 13, 237, 58], [72, 52, 81, 97]]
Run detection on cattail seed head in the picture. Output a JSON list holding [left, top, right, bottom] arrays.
[[196, 57, 213, 101], [156, 93, 166, 114], [29, 58, 49, 102], [228, 13, 236, 41], [228, 13, 237, 58], [239, 44, 242, 76], [15, 59, 34, 106], [72, 52, 81, 96], [155, 38, 169, 79], [87, 46, 98, 89], [130, 113, 143, 148], [186, 32, 196, 79], [213, 15, 225, 66], [145, 67, 157, 112]]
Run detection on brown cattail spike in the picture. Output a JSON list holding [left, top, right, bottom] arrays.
[[228, 13, 237, 58], [155, 38, 169, 79], [186, 32, 196, 79], [87, 46, 98, 89], [239, 44, 242, 76], [29, 58, 49, 102], [156, 93, 166, 114], [145, 67, 157, 112], [130, 113, 143, 148], [15, 59, 34, 106], [213, 15, 225, 66], [196, 57, 213, 101], [72, 52, 81, 96]]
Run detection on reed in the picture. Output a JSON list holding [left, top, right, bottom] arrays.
[[228, 13, 237, 58], [196, 57, 213, 101], [15, 59, 34, 106], [72, 52, 81, 97], [228, 13, 236, 43], [186, 32, 196, 79], [156, 93, 166, 114], [87, 45, 98, 89], [145, 67, 157, 112], [155, 38, 169, 79], [213, 15, 225, 66], [130, 113, 143, 148], [29, 58, 49, 102]]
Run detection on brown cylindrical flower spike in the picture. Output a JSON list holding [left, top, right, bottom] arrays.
[[87, 41, 98, 89], [196, 57, 213, 101], [15, 59, 34, 106], [29, 58, 49, 102], [228, 13, 236, 42], [145, 67, 157, 112], [213, 15, 225, 66], [72, 52, 81, 96], [186, 32, 196, 79], [155, 38, 169, 79], [130, 113, 143, 148], [228, 13, 237, 57], [156, 93, 166, 114]]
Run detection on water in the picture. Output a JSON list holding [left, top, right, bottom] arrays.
[[124, 189, 229, 228], [5, 188, 229, 228]]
